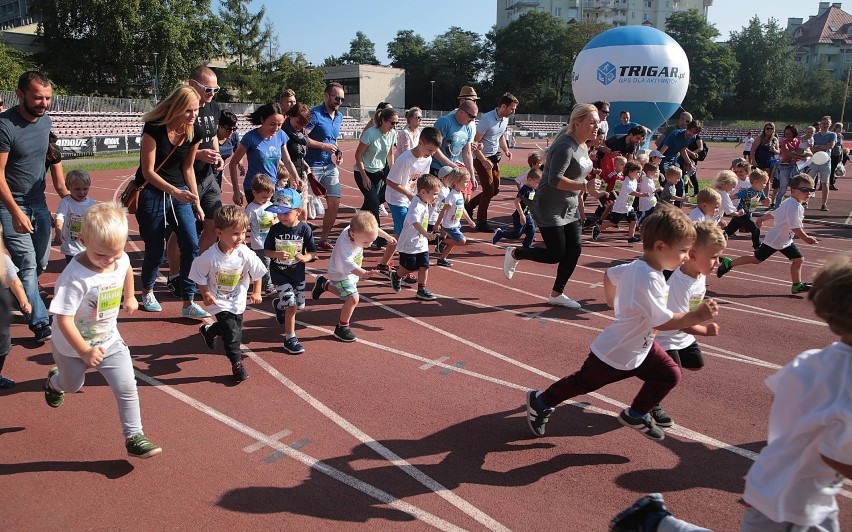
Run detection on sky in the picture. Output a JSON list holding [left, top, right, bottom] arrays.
[[255, 0, 825, 66]]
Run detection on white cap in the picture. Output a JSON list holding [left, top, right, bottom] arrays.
[[437, 166, 455, 179]]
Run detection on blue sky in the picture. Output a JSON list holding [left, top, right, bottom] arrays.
[[253, 0, 820, 66]]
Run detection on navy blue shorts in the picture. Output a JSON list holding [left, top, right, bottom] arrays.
[[398, 251, 430, 271], [609, 210, 637, 224]]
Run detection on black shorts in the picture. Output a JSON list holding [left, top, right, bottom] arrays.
[[666, 341, 705, 370], [198, 175, 223, 219], [771, 176, 780, 190], [398, 251, 430, 271], [743, 150, 750, 157], [609, 210, 637, 225], [755, 242, 803, 262]]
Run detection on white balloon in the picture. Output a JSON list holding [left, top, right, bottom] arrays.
[[811, 151, 830, 166]]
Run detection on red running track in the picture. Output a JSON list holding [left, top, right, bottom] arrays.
[[1, 141, 850, 530]]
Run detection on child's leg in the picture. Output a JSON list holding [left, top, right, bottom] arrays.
[[339, 293, 359, 324], [790, 257, 804, 284], [440, 237, 465, 259], [745, 217, 761, 249], [255, 250, 271, 291], [49, 348, 89, 394], [723, 215, 743, 237], [417, 267, 428, 286], [212, 311, 243, 366], [730, 254, 762, 269], [285, 306, 298, 335], [629, 342, 682, 415], [539, 351, 634, 408], [521, 217, 536, 248], [97, 341, 143, 439], [626, 219, 637, 238]]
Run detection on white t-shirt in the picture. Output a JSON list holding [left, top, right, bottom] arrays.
[[327, 227, 364, 284], [743, 136, 754, 151], [763, 197, 803, 250], [612, 177, 638, 214], [55, 196, 97, 256], [385, 149, 431, 207], [688, 207, 720, 224], [2, 254, 18, 286], [655, 267, 705, 351], [515, 169, 530, 189], [441, 189, 466, 229], [188, 243, 267, 315], [718, 187, 737, 216], [395, 127, 421, 158], [429, 185, 450, 225], [638, 173, 658, 212], [590, 260, 673, 370], [743, 342, 852, 527], [246, 201, 276, 250], [396, 197, 430, 255], [49, 253, 130, 355], [734, 178, 750, 194]]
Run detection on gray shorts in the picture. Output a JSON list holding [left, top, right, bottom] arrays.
[[312, 163, 341, 198]]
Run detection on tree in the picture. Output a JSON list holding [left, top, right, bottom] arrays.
[[387, 30, 430, 107], [428, 27, 486, 109], [0, 41, 35, 90], [729, 16, 796, 113], [219, 0, 268, 68], [665, 10, 737, 118], [339, 31, 380, 66]]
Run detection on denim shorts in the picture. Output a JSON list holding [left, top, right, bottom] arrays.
[[443, 226, 465, 242], [312, 163, 341, 198]]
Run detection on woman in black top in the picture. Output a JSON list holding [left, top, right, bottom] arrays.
[[134, 85, 207, 318], [283, 103, 311, 182]]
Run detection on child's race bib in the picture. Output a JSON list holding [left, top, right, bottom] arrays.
[[68, 213, 83, 240], [275, 235, 302, 266], [215, 267, 242, 300], [96, 285, 122, 321], [258, 212, 274, 239], [453, 204, 464, 221], [354, 250, 363, 267]]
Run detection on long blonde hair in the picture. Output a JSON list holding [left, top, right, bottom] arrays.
[[553, 103, 598, 143], [141, 85, 199, 142]]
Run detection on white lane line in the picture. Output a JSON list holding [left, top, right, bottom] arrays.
[[243, 428, 293, 453], [133, 370, 468, 532]]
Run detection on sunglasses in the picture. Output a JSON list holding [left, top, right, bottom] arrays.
[[191, 79, 220, 95], [224, 126, 238, 132], [600, 110, 610, 115], [333, 96, 345, 103], [463, 110, 476, 120], [388, 121, 399, 126], [796, 187, 816, 193], [413, 115, 423, 120]]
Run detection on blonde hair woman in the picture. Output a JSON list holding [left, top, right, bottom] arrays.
[[395, 106, 423, 157], [134, 84, 209, 318], [502, 103, 602, 308]]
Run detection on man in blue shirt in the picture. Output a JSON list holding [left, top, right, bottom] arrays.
[[610, 110, 641, 138], [659, 120, 702, 174], [430, 100, 478, 187], [305, 82, 344, 251]]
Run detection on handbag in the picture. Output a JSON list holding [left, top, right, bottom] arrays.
[[121, 133, 184, 214], [307, 171, 327, 197]]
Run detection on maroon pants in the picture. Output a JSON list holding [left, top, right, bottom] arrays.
[[541, 341, 681, 415]]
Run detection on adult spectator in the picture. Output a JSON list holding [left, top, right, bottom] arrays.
[[361, 102, 393, 137], [466, 92, 518, 232], [354, 107, 398, 246], [605, 126, 646, 161], [283, 103, 311, 180], [305, 82, 345, 251], [677, 129, 704, 195], [134, 85, 208, 319], [430, 100, 478, 192], [775, 124, 809, 209], [457, 86, 479, 105], [830, 122, 844, 191], [593, 100, 610, 138], [749, 122, 779, 179], [609, 110, 640, 138], [809, 116, 835, 211], [735, 130, 754, 158], [214, 109, 242, 189], [396, 107, 422, 157], [655, 111, 692, 150], [502, 103, 601, 309], [659, 120, 702, 175], [230, 103, 299, 205], [0, 71, 57, 342], [279, 88, 296, 114]]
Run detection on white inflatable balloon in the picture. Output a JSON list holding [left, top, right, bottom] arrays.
[[573, 26, 690, 143], [811, 151, 830, 166]]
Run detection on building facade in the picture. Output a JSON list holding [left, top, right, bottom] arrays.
[[322, 64, 405, 110], [788, 2, 852, 80], [0, 0, 34, 29], [496, 0, 712, 29]]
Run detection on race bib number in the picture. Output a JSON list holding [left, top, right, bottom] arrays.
[[354, 250, 363, 267], [453, 204, 464, 221], [527, 191, 535, 201], [69, 213, 83, 240], [215, 267, 242, 299], [275, 236, 302, 266], [97, 285, 122, 320], [258, 213, 274, 239], [688, 296, 705, 312]]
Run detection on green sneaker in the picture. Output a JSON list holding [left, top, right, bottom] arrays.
[[791, 282, 812, 294], [126, 434, 162, 459], [43, 367, 64, 408], [716, 257, 732, 278]]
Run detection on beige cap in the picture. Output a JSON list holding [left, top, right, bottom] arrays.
[[457, 86, 479, 100]]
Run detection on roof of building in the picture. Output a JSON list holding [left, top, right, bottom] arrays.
[[793, 5, 852, 45]]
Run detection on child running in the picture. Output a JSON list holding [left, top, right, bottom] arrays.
[[42, 202, 161, 459], [245, 174, 277, 294], [493, 168, 540, 249], [712, 170, 744, 230], [593, 161, 648, 243], [524, 206, 720, 442], [687, 188, 722, 224], [610, 253, 852, 532], [515, 151, 543, 190], [637, 163, 659, 225], [264, 188, 317, 354], [659, 166, 687, 208], [55, 169, 97, 264], [435, 168, 476, 267], [0, 236, 31, 388], [717, 173, 819, 294], [191, 205, 268, 382], [723, 168, 770, 250], [390, 174, 442, 300], [312, 211, 396, 342]]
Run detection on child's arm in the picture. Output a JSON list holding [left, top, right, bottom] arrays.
[[55, 314, 105, 367], [656, 299, 720, 331], [755, 212, 773, 228], [513, 196, 526, 220], [681, 323, 720, 336], [123, 265, 138, 314], [437, 203, 451, 223], [8, 278, 30, 316], [197, 284, 216, 307], [603, 270, 617, 309], [461, 207, 476, 228], [247, 279, 262, 305], [792, 227, 818, 245], [54, 218, 64, 244], [412, 220, 434, 240], [822, 455, 852, 479], [386, 178, 415, 200], [377, 228, 397, 246]]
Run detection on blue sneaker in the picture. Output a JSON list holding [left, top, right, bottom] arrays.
[[0, 374, 15, 389], [492, 229, 503, 245], [609, 493, 671, 532], [181, 303, 210, 320], [141, 292, 162, 312], [283, 336, 305, 355]]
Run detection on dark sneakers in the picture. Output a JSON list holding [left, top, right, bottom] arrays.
[[618, 409, 665, 441], [166, 275, 182, 298], [283, 336, 305, 355], [43, 367, 64, 408], [32, 323, 52, 343], [126, 434, 162, 459], [437, 258, 453, 267], [312, 276, 327, 300], [390, 270, 402, 292], [609, 493, 672, 532], [199, 324, 217, 350], [333, 325, 356, 342], [525, 390, 554, 437], [716, 257, 732, 278], [232, 362, 249, 383], [651, 404, 673, 428], [416, 287, 437, 301], [0, 375, 15, 389]]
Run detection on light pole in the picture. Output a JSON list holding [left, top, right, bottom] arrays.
[[430, 80, 435, 113], [152, 52, 160, 104]]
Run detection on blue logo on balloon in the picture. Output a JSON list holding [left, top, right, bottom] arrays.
[[597, 62, 617, 85]]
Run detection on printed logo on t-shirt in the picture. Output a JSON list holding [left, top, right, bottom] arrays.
[[688, 296, 704, 312], [69, 213, 83, 240], [354, 250, 363, 267], [215, 267, 243, 300]]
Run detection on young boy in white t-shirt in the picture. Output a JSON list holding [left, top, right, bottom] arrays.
[[435, 168, 476, 267], [524, 206, 719, 442], [244, 174, 277, 294], [717, 174, 819, 294], [390, 175, 442, 301], [190, 205, 268, 383], [712, 170, 744, 230], [611, 253, 852, 532], [54, 169, 97, 264], [43, 202, 161, 459], [636, 163, 659, 226], [0, 246, 31, 388], [687, 188, 722, 224], [593, 161, 649, 243], [312, 211, 395, 342]]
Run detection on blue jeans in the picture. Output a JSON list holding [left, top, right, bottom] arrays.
[[495, 214, 536, 248], [775, 164, 796, 208], [0, 201, 51, 328], [135, 186, 199, 301]]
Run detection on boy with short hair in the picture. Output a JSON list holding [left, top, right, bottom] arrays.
[[713, 170, 744, 229], [263, 188, 317, 354], [54, 169, 97, 264], [688, 188, 722, 224], [312, 211, 396, 342], [722, 169, 770, 250], [390, 174, 442, 300], [524, 206, 720, 442], [637, 162, 659, 225], [493, 169, 540, 249], [43, 202, 161, 459], [732, 159, 752, 193], [717, 174, 819, 294], [191, 205, 268, 382], [515, 151, 543, 190], [593, 161, 649, 243], [245, 174, 277, 294], [659, 166, 687, 208]]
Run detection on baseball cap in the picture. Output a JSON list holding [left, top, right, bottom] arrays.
[[265, 187, 303, 214], [649, 149, 663, 158], [437, 166, 455, 179]]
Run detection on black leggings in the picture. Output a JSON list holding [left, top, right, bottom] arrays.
[[514, 220, 582, 294], [354, 169, 387, 226]]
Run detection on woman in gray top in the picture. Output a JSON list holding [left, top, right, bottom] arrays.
[[502, 103, 601, 308]]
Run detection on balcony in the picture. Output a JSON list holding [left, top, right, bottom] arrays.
[[583, 0, 613, 11]]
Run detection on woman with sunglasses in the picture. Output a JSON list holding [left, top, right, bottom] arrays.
[[354, 107, 399, 249], [395, 107, 423, 158], [214, 109, 242, 189], [750, 122, 779, 193]]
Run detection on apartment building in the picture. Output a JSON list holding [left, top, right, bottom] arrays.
[[496, 0, 712, 29]]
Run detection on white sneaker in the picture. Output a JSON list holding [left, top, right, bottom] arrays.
[[378, 204, 388, 217], [503, 246, 519, 280], [547, 294, 581, 309]]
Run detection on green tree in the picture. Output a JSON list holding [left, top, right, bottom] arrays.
[[0, 41, 35, 90], [339, 31, 380, 66], [387, 30, 430, 107], [218, 0, 270, 99], [728, 16, 796, 113], [428, 27, 486, 109]]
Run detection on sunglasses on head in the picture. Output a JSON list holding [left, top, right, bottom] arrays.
[[191, 79, 220, 95], [796, 186, 816, 193]]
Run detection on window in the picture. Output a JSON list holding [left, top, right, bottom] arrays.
[[554, 7, 561, 16], [645, 0, 652, 7], [326, 78, 359, 96]]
